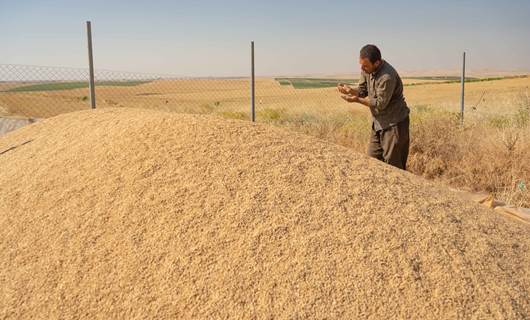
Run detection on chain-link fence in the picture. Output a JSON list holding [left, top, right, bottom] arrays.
[[0, 63, 362, 126], [0, 64, 252, 119]]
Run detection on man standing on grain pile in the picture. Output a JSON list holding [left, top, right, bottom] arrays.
[[338, 44, 410, 170]]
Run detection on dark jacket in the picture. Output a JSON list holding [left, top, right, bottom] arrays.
[[357, 60, 410, 131]]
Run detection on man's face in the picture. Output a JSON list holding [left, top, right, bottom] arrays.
[[359, 57, 380, 74]]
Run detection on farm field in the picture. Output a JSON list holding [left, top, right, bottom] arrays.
[[1, 75, 529, 119]]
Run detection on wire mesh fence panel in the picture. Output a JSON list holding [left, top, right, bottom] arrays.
[[2, 63, 527, 131], [0, 64, 91, 119], [92, 69, 251, 118], [0, 64, 251, 120], [0, 64, 365, 124]]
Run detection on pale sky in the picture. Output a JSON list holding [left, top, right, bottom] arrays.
[[1, 0, 530, 77]]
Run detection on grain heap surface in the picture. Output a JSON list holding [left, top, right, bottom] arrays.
[[0, 108, 528, 319]]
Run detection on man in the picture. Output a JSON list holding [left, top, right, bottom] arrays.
[[338, 44, 410, 170]]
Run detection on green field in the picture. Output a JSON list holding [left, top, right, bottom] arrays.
[[3, 80, 153, 92], [275, 78, 357, 89]]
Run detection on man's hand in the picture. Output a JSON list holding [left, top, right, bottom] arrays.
[[341, 95, 359, 103], [337, 83, 350, 95], [337, 83, 358, 96]]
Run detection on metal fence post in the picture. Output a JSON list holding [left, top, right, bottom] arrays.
[[86, 21, 96, 109], [250, 41, 255, 122], [460, 52, 466, 125]]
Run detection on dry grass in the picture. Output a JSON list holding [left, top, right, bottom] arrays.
[[408, 105, 530, 207]]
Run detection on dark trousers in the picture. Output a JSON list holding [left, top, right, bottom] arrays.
[[367, 116, 410, 170]]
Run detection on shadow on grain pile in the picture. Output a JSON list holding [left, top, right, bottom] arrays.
[[0, 107, 528, 319]]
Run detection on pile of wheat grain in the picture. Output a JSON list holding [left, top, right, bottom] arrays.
[[0, 108, 528, 319]]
